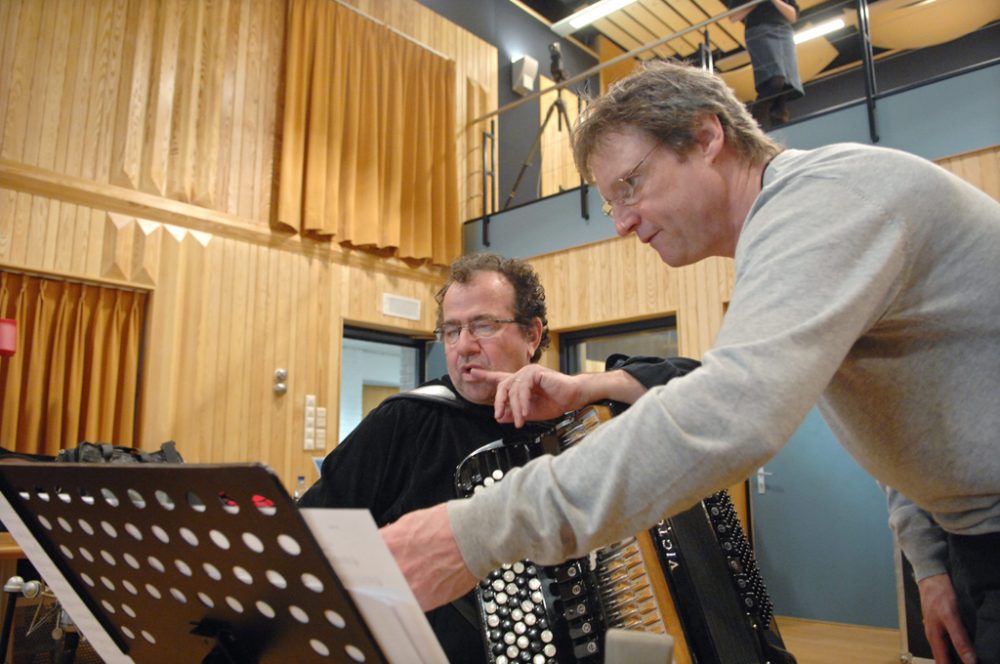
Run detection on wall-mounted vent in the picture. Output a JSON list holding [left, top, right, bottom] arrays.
[[382, 293, 421, 321]]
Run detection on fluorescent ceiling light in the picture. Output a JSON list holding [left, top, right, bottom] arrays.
[[552, 0, 640, 37], [794, 18, 846, 44]]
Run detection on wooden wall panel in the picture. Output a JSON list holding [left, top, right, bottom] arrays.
[[937, 144, 1000, 202], [0, 189, 444, 487], [0, 0, 495, 224], [0, 0, 464, 490], [1, 0, 284, 222]]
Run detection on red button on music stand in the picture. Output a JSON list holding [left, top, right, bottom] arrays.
[[0, 319, 15, 357]]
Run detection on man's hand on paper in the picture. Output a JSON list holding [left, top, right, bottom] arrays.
[[380, 503, 478, 611]]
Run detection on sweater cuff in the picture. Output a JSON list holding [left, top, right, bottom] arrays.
[[448, 497, 497, 579]]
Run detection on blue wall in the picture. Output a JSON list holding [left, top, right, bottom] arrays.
[[465, 61, 1000, 259], [772, 63, 1000, 160]]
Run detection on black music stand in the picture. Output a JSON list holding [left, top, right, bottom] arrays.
[[0, 463, 388, 664]]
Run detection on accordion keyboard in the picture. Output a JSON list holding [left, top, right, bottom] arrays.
[[454, 406, 792, 664]]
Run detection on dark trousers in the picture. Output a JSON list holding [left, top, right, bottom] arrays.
[[949, 531, 1000, 663]]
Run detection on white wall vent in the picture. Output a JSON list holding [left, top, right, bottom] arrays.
[[382, 293, 421, 321]]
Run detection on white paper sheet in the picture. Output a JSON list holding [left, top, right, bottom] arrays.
[[300, 508, 447, 664]]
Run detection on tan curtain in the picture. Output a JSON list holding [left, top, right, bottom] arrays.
[[0, 271, 146, 456], [278, 0, 460, 265]]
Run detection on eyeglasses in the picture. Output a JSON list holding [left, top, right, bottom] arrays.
[[435, 317, 519, 345], [600, 144, 660, 217]]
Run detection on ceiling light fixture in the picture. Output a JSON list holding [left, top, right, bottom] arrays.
[[552, 0, 640, 37], [794, 17, 846, 44]]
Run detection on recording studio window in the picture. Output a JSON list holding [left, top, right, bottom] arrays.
[[339, 327, 428, 444], [560, 317, 678, 375]]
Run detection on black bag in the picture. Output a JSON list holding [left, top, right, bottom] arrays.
[[55, 440, 183, 464]]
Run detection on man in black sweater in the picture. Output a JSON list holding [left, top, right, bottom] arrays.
[[298, 253, 559, 662]]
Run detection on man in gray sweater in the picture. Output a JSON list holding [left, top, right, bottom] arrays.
[[382, 62, 1000, 663]]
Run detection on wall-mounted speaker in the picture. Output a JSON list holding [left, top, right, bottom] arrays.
[[511, 55, 538, 97]]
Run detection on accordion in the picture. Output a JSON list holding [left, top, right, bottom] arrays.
[[454, 406, 795, 664]]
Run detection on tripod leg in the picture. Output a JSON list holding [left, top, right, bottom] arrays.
[[503, 101, 561, 210]]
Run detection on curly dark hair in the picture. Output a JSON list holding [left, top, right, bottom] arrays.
[[435, 253, 550, 363]]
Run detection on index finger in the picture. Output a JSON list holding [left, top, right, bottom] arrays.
[[467, 368, 509, 385]]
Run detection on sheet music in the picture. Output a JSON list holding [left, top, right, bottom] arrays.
[[300, 508, 448, 664]]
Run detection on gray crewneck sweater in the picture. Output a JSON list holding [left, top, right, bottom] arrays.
[[449, 143, 1000, 581]]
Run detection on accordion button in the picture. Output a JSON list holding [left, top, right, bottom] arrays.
[[524, 613, 537, 626], [511, 608, 523, 621], [521, 599, 535, 613], [533, 654, 545, 664], [506, 583, 518, 595], [507, 645, 519, 658], [496, 656, 508, 664], [493, 579, 505, 592], [541, 629, 553, 643], [484, 601, 497, 614], [543, 643, 557, 657], [513, 562, 526, 574], [504, 632, 516, 645], [514, 621, 526, 635], [487, 614, 500, 627], [528, 578, 541, 591], [531, 591, 544, 604], [492, 469, 504, 480], [517, 635, 530, 649], [503, 570, 516, 582]]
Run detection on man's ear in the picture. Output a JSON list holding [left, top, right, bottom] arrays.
[[525, 318, 544, 358], [696, 113, 725, 163]]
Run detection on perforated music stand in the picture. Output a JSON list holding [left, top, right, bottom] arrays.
[[0, 463, 387, 664]]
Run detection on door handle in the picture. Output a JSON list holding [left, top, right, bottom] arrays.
[[756, 467, 773, 494]]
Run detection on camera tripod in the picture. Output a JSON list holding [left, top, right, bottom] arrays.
[[503, 43, 577, 210]]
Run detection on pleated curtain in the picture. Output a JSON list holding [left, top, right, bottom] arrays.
[[0, 271, 146, 456], [278, 0, 460, 265]]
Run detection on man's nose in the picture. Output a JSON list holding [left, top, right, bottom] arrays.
[[454, 327, 481, 352], [613, 207, 640, 237]]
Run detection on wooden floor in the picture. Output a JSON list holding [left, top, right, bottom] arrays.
[[775, 616, 903, 664]]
